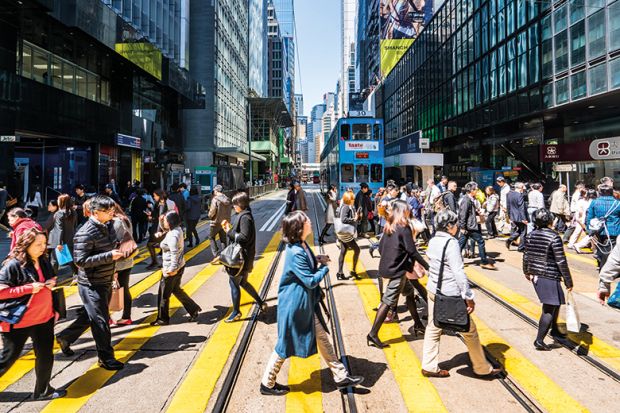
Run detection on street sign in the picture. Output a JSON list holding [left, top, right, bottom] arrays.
[[1, 135, 17, 142], [553, 163, 577, 172], [420, 138, 430, 149]]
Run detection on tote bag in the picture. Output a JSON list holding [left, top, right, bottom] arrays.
[[109, 279, 124, 312], [608, 284, 620, 309], [565, 291, 581, 333], [334, 206, 356, 242]]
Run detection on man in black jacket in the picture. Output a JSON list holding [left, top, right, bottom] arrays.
[[56, 196, 125, 370], [354, 183, 371, 236], [506, 182, 529, 252], [443, 181, 459, 213], [458, 182, 496, 270]]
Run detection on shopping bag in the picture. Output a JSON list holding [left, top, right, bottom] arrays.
[[607, 284, 620, 309], [109, 280, 124, 312], [565, 291, 581, 333], [55, 245, 73, 266]]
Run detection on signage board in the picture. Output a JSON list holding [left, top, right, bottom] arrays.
[[355, 152, 369, 159], [553, 164, 577, 172], [385, 131, 421, 157], [345, 141, 379, 151], [589, 137, 620, 160], [420, 137, 430, 149], [116, 133, 142, 149], [0, 135, 17, 142]]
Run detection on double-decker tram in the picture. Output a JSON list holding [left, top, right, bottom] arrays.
[[320, 117, 384, 196]]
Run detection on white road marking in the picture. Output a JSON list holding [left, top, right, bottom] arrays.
[[259, 202, 286, 232]]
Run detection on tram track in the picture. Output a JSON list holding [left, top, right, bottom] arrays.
[[468, 277, 620, 383], [311, 191, 359, 413], [211, 240, 285, 412]]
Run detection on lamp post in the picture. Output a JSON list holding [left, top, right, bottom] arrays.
[[248, 102, 253, 186]]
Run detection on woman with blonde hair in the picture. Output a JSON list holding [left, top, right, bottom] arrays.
[[336, 191, 360, 280]]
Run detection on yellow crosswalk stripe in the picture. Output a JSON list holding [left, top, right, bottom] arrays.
[[474, 315, 589, 413], [0, 238, 212, 394], [344, 254, 448, 413], [41, 240, 222, 413], [164, 232, 282, 413], [466, 267, 620, 374], [286, 239, 322, 413]]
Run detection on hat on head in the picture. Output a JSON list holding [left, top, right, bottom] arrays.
[[214, 185, 223, 193], [496, 176, 505, 182]]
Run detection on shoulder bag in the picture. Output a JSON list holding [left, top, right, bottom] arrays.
[[219, 216, 245, 274], [334, 206, 357, 242], [52, 287, 67, 319], [433, 239, 471, 332]]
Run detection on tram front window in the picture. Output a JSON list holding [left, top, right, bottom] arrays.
[[371, 164, 383, 183], [352, 123, 372, 140], [341, 163, 354, 182], [356, 164, 369, 182]]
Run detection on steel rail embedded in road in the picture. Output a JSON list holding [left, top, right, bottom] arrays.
[[212, 240, 285, 413], [468, 279, 620, 383], [311, 191, 358, 413]]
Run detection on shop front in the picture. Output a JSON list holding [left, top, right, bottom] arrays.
[[541, 137, 620, 188], [384, 132, 444, 187], [12, 133, 95, 204], [116, 133, 143, 189]]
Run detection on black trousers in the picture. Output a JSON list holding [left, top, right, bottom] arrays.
[[157, 267, 200, 322], [186, 219, 199, 246], [0, 318, 55, 397], [131, 217, 148, 242], [147, 231, 166, 264], [116, 268, 133, 320], [209, 224, 227, 256], [57, 283, 115, 362], [485, 211, 498, 236], [508, 222, 528, 251], [595, 235, 617, 270], [338, 239, 360, 274]]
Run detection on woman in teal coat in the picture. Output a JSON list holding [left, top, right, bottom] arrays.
[[259, 211, 364, 396]]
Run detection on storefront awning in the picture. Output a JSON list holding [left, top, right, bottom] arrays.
[[217, 147, 267, 162], [384, 153, 444, 168]]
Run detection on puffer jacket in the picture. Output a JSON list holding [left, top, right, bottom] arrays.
[[73, 218, 118, 286], [523, 227, 573, 288], [160, 227, 185, 276], [227, 209, 256, 273], [208, 193, 231, 226]]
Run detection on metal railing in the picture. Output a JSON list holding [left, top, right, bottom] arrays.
[[248, 183, 277, 199]]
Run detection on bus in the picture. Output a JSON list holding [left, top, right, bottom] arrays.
[[320, 117, 384, 196]]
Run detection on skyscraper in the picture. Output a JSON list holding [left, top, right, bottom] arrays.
[[295, 94, 304, 116], [184, 0, 249, 170], [249, 0, 269, 97], [308, 104, 326, 164], [341, 0, 357, 116]]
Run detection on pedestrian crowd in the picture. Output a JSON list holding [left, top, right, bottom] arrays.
[[1, 173, 619, 401]]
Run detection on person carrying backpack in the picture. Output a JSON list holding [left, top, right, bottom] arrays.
[[586, 184, 620, 270]]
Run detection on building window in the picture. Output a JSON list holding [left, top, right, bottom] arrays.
[[569, 0, 585, 24], [611, 57, 620, 90], [543, 82, 554, 108], [589, 63, 607, 95], [587, 10, 606, 60], [554, 5, 567, 33], [554, 30, 569, 73], [555, 77, 569, 104], [610, 1, 620, 51], [31, 48, 48, 84], [570, 21, 586, 67], [542, 39, 553, 78], [21, 44, 32, 78], [571, 71, 587, 99]]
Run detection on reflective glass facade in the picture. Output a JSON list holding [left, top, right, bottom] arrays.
[[249, 0, 269, 97], [380, 0, 620, 147]]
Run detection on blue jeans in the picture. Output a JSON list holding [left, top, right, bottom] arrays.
[[458, 230, 489, 264]]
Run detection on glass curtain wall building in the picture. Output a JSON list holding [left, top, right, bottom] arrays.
[[378, 0, 620, 186], [249, 0, 269, 97]]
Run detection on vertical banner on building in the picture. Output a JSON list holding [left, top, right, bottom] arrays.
[[379, 0, 434, 77]]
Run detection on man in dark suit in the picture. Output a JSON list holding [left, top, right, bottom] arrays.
[[506, 182, 529, 252]]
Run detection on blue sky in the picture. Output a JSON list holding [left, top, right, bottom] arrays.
[[295, 0, 340, 116]]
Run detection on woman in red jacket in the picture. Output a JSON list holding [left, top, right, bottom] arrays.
[[0, 228, 66, 400], [8, 208, 43, 252]]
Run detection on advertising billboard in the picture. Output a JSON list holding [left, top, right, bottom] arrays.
[[380, 0, 433, 77], [115, 42, 163, 80]]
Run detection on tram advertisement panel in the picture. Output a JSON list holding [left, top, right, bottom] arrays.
[[379, 0, 433, 77]]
